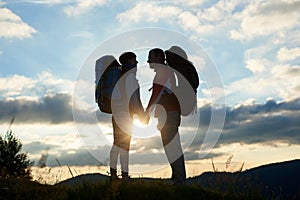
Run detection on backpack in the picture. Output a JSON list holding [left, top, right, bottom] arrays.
[[95, 55, 121, 114], [165, 46, 199, 116]]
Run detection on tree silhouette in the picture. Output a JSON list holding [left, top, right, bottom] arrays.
[[0, 130, 33, 179]]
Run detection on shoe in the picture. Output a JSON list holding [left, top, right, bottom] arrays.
[[110, 168, 119, 181], [121, 172, 130, 181]]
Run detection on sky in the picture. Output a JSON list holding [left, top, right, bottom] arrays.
[[0, 0, 300, 178]]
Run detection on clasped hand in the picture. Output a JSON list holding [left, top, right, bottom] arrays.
[[139, 111, 150, 125]]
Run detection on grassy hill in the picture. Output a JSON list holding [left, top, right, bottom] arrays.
[[1, 159, 299, 199], [189, 159, 300, 199]]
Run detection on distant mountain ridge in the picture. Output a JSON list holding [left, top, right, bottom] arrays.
[[188, 159, 300, 199], [58, 159, 300, 198]]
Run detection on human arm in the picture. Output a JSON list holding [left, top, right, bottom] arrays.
[[146, 83, 164, 113], [125, 74, 145, 119]]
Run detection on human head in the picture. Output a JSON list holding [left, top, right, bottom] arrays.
[[147, 48, 165, 66], [119, 52, 138, 66]]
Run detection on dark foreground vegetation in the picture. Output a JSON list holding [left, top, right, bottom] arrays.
[[0, 177, 262, 200], [1, 127, 299, 199], [1, 159, 300, 200]]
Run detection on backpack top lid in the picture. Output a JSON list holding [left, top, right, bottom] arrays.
[[165, 46, 188, 60], [165, 46, 194, 69], [95, 55, 120, 84], [96, 55, 119, 72], [165, 46, 199, 92]]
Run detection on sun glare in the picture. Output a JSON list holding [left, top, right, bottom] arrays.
[[132, 117, 160, 138]]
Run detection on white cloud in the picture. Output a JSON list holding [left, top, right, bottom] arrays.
[[189, 55, 206, 70], [177, 11, 211, 33], [277, 47, 300, 62], [227, 76, 279, 103], [64, 0, 108, 16], [171, 0, 208, 7], [0, 72, 74, 99], [271, 64, 300, 101], [245, 58, 269, 73], [116, 1, 237, 36], [227, 63, 300, 103], [0, 74, 37, 97], [0, 8, 37, 39], [200, 0, 238, 22], [244, 44, 273, 61], [229, 0, 300, 41], [36, 71, 74, 94], [22, 0, 63, 4], [117, 2, 181, 23]]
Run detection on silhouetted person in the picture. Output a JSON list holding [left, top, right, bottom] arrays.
[[146, 48, 186, 184], [109, 52, 145, 180]]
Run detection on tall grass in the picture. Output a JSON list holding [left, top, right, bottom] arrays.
[[1, 177, 240, 200]]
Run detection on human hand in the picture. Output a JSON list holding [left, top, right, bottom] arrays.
[[140, 111, 150, 125]]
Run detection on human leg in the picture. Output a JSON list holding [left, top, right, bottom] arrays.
[[119, 129, 131, 179], [159, 112, 186, 183], [110, 117, 122, 180], [112, 116, 132, 179]]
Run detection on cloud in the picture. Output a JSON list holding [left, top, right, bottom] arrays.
[[0, 72, 103, 124], [227, 58, 300, 103], [0, 74, 37, 97], [116, 2, 181, 24], [0, 7, 37, 39], [52, 148, 108, 166], [116, 2, 219, 35], [0, 72, 74, 99], [25, 143, 110, 166], [0, 93, 74, 124], [177, 11, 214, 34], [23, 141, 59, 155], [64, 0, 108, 16], [0, 92, 112, 124], [245, 58, 269, 73], [17, 98, 300, 165], [169, 0, 208, 7], [113, 0, 299, 54], [115, 1, 241, 37], [220, 98, 300, 146], [21, 0, 63, 4], [277, 47, 300, 62], [271, 65, 300, 101], [190, 98, 300, 152], [199, 0, 238, 22], [229, 0, 300, 41], [129, 98, 300, 163]]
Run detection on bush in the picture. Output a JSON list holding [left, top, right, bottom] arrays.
[[0, 130, 33, 179]]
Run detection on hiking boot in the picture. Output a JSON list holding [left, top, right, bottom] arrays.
[[121, 171, 130, 181], [110, 168, 119, 181]]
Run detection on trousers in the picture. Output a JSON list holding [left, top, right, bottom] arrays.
[[158, 111, 186, 183]]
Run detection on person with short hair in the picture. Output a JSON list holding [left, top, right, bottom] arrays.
[[146, 48, 186, 184]]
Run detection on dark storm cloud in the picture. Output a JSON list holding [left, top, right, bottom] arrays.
[[0, 93, 111, 124], [191, 98, 300, 149], [184, 148, 224, 161], [30, 146, 111, 167], [23, 141, 59, 154], [2, 92, 300, 164]]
